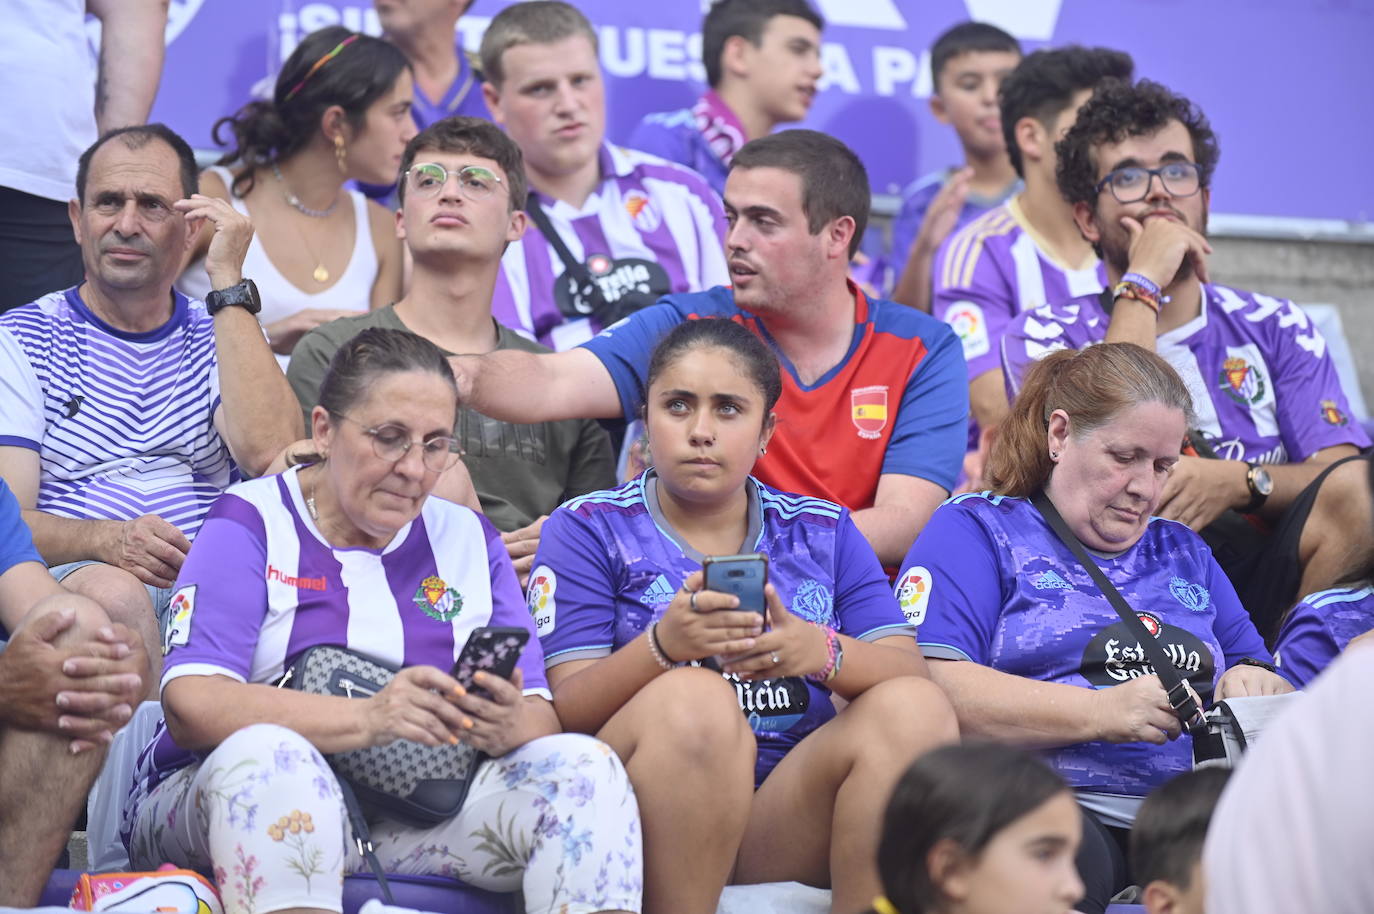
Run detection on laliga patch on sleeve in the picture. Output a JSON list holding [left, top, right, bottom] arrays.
[[163, 585, 196, 655], [945, 301, 989, 359], [525, 565, 557, 637], [894, 566, 931, 627]]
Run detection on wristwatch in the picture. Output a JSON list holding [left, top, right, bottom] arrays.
[[205, 279, 262, 316], [1242, 462, 1273, 514]]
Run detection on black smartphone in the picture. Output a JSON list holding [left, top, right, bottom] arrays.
[[451, 626, 530, 699], [702, 552, 768, 617]]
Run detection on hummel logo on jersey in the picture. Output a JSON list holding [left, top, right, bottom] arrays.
[[1032, 570, 1071, 590], [640, 574, 677, 607]]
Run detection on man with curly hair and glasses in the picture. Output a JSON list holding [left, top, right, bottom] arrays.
[[1000, 79, 1372, 642]]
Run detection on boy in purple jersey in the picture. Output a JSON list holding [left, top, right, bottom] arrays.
[[932, 47, 1131, 486], [479, 2, 729, 350], [898, 343, 1290, 914], [527, 319, 955, 914], [883, 22, 1022, 310], [376, 0, 490, 128], [1002, 78, 1373, 638], [627, 0, 823, 195]]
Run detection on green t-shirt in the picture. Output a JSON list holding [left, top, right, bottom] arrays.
[[287, 305, 615, 532]]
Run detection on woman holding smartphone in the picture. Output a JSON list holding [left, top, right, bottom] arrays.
[[529, 318, 958, 914], [123, 329, 640, 914]]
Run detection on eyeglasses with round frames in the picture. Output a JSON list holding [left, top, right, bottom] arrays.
[[336, 414, 463, 472], [403, 162, 506, 202], [1094, 161, 1203, 204]]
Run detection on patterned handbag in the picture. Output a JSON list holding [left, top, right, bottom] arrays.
[[279, 645, 484, 827]]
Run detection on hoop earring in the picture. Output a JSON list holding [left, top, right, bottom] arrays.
[[334, 135, 347, 174]]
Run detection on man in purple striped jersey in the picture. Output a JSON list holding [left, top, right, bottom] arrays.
[[1002, 79, 1372, 638], [932, 47, 1132, 487], [0, 125, 300, 691], [478, 1, 729, 351]]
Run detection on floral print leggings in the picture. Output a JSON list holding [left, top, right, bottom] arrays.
[[127, 724, 642, 914]]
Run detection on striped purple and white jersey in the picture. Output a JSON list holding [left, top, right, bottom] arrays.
[[932, 197, 1105, 381], [492, 143, 729, 351], [0, 287, 236, 537], [128, 466, 548, 804], [999, 285, 1371, 465]]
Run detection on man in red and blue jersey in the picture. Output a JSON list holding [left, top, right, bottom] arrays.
[[453, 130, 968, 566]]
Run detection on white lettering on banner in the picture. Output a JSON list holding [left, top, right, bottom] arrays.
[[272, 4, 1050, 99], [601, 27, 647, 78], [647, 29, 687, 81], [873, 46, 917, 96], [820, 44, 861, 94]]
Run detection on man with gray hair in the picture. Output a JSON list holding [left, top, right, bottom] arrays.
[[479, 0, 729, 351]]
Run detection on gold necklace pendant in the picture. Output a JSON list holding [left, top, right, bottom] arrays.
[[313, 264, 330, 283]]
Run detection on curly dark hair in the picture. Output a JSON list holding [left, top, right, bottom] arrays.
[[1056, 79, 1221, 209]]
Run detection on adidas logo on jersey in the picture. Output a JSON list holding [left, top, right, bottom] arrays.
[[1032, 570, 1071, 591], [640, 574, 677, 607]]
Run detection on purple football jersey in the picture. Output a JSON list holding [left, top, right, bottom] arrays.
[[1000, 285, 1371, 463], [876, 169, 1021, 298], [410, 50, 489, 128], [491, 143, 729, 351], [528, 472, 915, 786], [127, 466, 546, 808], [1274, 584, 1374, 687], [901, 492, 1270, 798], [626, 90, 744, 195], [932, 197, 1105, 382]]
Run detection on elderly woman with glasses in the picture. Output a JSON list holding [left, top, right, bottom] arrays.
[[123, 328, 641, 914]]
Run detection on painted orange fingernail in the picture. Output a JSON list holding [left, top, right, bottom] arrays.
[[452, 685, 466, 698], [462, 718, 474, 730], [448, 735, 459, 745]]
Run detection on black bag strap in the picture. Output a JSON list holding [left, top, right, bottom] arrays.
[[524, 192, 616, 326], [1030, 490, 1206, 733], [337, 776, 394, 904]]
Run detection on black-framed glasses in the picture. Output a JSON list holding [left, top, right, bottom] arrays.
[[337, 415, 463, 472], [1094, 161, 1203, 204], [403, 163, 506, 202]]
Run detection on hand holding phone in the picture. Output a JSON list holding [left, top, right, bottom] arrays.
[[702, 553, 768, 617], [451, 626, 530, 700]]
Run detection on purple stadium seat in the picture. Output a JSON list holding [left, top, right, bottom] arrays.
[[1106, 905, 1147, 913], [37, 869, 79, 907]]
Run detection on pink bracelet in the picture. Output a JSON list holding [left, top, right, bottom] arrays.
[[807, 624, 840, 684]]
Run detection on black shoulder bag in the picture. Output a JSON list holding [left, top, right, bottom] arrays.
[[525, 193, 636, 330], [1030, 490, 1207, 736]]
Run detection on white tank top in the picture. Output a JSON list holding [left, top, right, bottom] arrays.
[[176, 166, 378, 366]]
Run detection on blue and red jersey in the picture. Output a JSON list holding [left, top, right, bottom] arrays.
[[580, 282, 968, 510]]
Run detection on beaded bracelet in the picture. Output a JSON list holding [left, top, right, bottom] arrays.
[[806, 624, 842, 684], [646, 621, 678, 671], [1112, 280, 1162, 315], [1120, 271, 1162, 297]]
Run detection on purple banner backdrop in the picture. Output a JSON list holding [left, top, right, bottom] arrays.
[[148, 0, 1373, 222]]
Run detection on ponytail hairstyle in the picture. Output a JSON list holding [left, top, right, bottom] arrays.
[[872, 744, 1073, 914], [212, 26, 410, 196], [986, 343, 1194, 498]]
